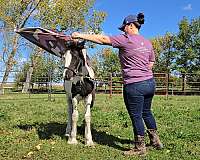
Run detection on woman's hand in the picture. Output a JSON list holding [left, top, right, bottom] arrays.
[[148, 62, 154, 70], [71, 32, 81, 39]]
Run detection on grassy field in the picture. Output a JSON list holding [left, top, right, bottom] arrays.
[[0, 94, 200, 160]]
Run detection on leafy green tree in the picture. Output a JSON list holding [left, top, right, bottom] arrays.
[[184, 17, 200, 90], [15, 52, 61, 90], [174, 17, 200, 91], [151, 33, 176, 92], [151, 36, 165, 73], [174, 17, 195, 73], [91, 47, 121, 78], [102, 48, 121, 76], [0, 0, 42, 94], [14, 62, 29, 89], [37, 0, 106, 33], [151, 33, 175, 73], [187, 17, 200, 73]]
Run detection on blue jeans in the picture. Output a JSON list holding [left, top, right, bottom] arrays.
[[123, 78, 157, 136]]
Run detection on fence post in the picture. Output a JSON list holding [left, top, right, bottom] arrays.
[[171, 81, 174, 96], [28, 81, 31, 99], [166, 73, 169, 99], [48, 70, 52, 101], [109, 73, 112, 98], [184, 73, 187, 95]]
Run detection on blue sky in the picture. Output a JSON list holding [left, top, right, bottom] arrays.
[[94, 0, 200, 38]]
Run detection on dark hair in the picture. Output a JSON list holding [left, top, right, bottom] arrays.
[[137, 13, 145, 24], [132, 13, 144, 30]]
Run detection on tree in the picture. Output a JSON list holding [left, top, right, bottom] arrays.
[[187, 17, 200, 73], [151, 33, 176, 92], [22, 47, 44, 93], [37, 0, 106, 33], [15, 51, 61, 91], [151, 33, 175, 73], [174, 17, 200, 91], [151, 36, 166, 73], [102, 48, 121, 76], [0, 0, 106, 94], [91, 47, 121, 77], [0, 0, 42, 94]]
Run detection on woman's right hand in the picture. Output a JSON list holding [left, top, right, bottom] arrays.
[[71, 32, 81, 39]]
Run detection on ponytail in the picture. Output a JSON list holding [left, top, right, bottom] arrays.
[[132, 13, 145, 30], [137, 13, 145, 24]]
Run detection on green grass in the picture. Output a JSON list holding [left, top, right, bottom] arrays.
[[0, 94, 200, 160]]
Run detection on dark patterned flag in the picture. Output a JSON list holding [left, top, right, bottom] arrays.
[[16, 27, 72, 58]]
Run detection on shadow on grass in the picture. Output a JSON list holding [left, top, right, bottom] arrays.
[[91, 128, 131, 151], [17, 122, 66, 139], [17, 122, 131, 151]]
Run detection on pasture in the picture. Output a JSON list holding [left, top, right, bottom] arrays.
[[0, 94, 199, 160]]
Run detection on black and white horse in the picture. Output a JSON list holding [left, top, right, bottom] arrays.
[[63, 40, 95, 146], [16, 28, 95, 146]]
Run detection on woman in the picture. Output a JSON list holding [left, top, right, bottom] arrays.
[[71, 13, 163, 156]]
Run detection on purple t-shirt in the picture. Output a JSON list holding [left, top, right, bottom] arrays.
[[109, 34, 155, 84]]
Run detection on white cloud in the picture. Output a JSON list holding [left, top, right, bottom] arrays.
[[183, 4, 192, 11]]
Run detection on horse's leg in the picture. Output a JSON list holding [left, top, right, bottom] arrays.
[[67, 97, 79, 145], [84, 93, 94, 146], [65, 95, 72, 136], [64, 80, 72, 137]]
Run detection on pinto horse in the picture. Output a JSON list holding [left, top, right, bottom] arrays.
[[16, 28, 95, 146], [63, 40, 95, 146]]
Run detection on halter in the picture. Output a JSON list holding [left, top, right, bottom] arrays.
[[64, 58, 83, 77], [63, 49, 93, 80], [63, 40, 94, 80]]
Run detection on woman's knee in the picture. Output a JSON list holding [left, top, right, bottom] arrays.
[[131, 112, 143, 120], [142, 110, 152, 119]]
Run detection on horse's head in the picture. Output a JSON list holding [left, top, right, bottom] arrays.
[[63, 40, 86, 80]]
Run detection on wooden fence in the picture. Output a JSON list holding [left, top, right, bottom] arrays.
[[1, 72, 200, 97], [95, 73, 200, 97]]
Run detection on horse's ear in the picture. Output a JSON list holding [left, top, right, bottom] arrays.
[[65, 40, 75, 48], [77, 40, 85, 49], [65, 40, 85, 49]]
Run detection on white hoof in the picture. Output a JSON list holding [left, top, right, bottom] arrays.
[[67, 139, 78, 145], [85, 141, 94, 146]]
